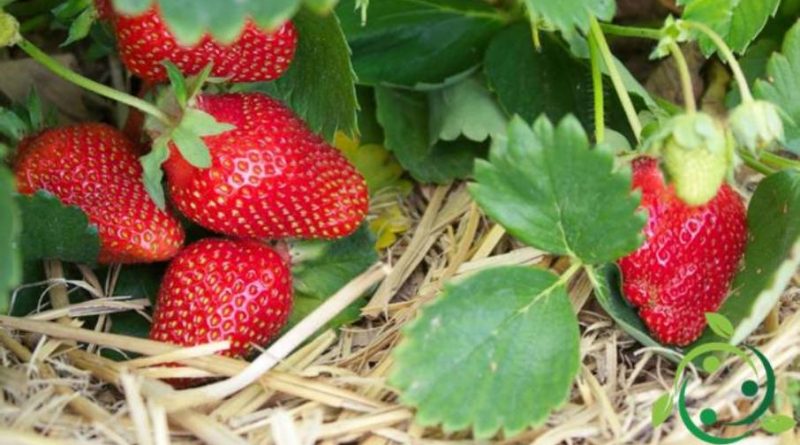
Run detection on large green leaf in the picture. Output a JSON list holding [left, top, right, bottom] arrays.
[[692, 171, 800, 346], [428, 75, 508, 144], [0, 167, 21, 314], [485, 25, 594, 128], [521, 0, 615, 34], [754, 22, 800, 153], [336, 0, 507, 87], [110, 0, 337, 44], [470, 116, 645, 264], [390, 266, 579, 438], [680, 0, 781, 55], [107, 263, 166, 340], [292, 224, 378, 300], [239, 8, 357, 141], [374, 86, 487, 184], [16, 191, 101, 265]]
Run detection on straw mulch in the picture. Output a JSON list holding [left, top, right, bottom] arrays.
[[0, 183, 798, 445]]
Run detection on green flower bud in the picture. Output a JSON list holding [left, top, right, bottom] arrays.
[[728, 100, 784, 153], [0, 12, 21, 48]]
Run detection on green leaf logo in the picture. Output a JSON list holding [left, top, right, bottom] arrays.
[[705, 313, 734, 339], [651, 392, 673, 427], [760, 414, 796, 434]]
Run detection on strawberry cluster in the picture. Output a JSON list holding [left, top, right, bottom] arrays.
[[13, 3, 368, 368]]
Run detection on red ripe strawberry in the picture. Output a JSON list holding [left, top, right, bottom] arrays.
[[103, 3, 297, 83], [162, 93, 369, 240], [14, 123, 185, 264], [617, 157, 747, 346], [149, 238, 293, 358]]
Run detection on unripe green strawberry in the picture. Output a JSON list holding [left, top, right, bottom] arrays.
[[649, 113, 732, 206], [728, 100, 784, 153]]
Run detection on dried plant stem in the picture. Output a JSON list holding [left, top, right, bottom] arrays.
[[158, 263, 390, 412]]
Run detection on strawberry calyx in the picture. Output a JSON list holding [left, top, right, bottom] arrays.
[[643, 112, 733, 207], [139, 63, 236, 209], [0, 90, 58, 159]]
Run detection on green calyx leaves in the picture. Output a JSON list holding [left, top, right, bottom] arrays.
[[728, 100, 784, 153], [140, 63, 234, 209], [646, 112, 732, 206]]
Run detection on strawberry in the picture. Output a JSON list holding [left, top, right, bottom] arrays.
[[617, 157, 747, 346], [161, 93, 369, 240], [149, 238, 293, 358], [101, 2, 297, 83], [14, 123, 185, 264]]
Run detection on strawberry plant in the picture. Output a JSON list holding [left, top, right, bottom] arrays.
[[0, 0, 799, 443]]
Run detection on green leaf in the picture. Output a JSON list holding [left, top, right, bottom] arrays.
[[355, 86, 384, 145], [754, 22, 800, 153], [170, 127, 211, 169], [111, 0, 329, 44], [704, 313, 734, 339], [375, 86, 487, 184], [292, 225, 377, 300], [0, 107, 29, 143], [680, 0, 781, 55], [590, 264, 670, 352], [163, 61, 188, 108], [727, 38, 779, 106], [760, 414, 797, 434], [139, 139, 170, 210], [522, 0, 615, 34], [390, 266, 579, 438], [429, 75, 508, 144], [651, 392, 673, 427], [336, 0, 507, 87], [16, 191, 100, 265], [470, 116, 644, 264], [694, 171, 800, 346], [107, 263, 165, 340], [0, 167, 21, 314], [180, 109, 235, 137], [484, 25, 597, 131], [239, 8, 357, 140], [61, 7, 96, 47]]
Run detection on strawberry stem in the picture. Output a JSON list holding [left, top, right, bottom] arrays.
[[738, 150, 776, 175], [589, 31, 605, 143], [15, 38, 173, 126], [599, 23, 662, 40], [667, 42, 697, 114], [683, 21, 754, 103], [589, 17, 642, 143], [759, 151, 800, 171]]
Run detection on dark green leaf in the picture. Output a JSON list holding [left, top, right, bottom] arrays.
[[680, 0, 781, 55], [16, 191, 100, 264], [355, 86, 384, 145], [0, 108, 29, 143], [239, 8, 357, 140], [693, 170, 800, 346], [283, 292, 366, 333], [754, 22, 800, 153], [106, 263, 165, 340], [522, 0, 615, 34], [337, 0, 507, 87], [139, 139, 170, 210], [470, 116, 644, 264], [727, 39, 779, 106], [760, 414, 796, 434], [484, 25, 595, 130], [651, 392, 673, 427], [0, 167, 21, 313], [292, 225, 377, 300], [390, 266, 580, 438], [704, 313, 734, 339], [375, 86, 487, 183], [61, 7, 96, 47], [429, 75, 508, 144], [163, 61, 188, 108]]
